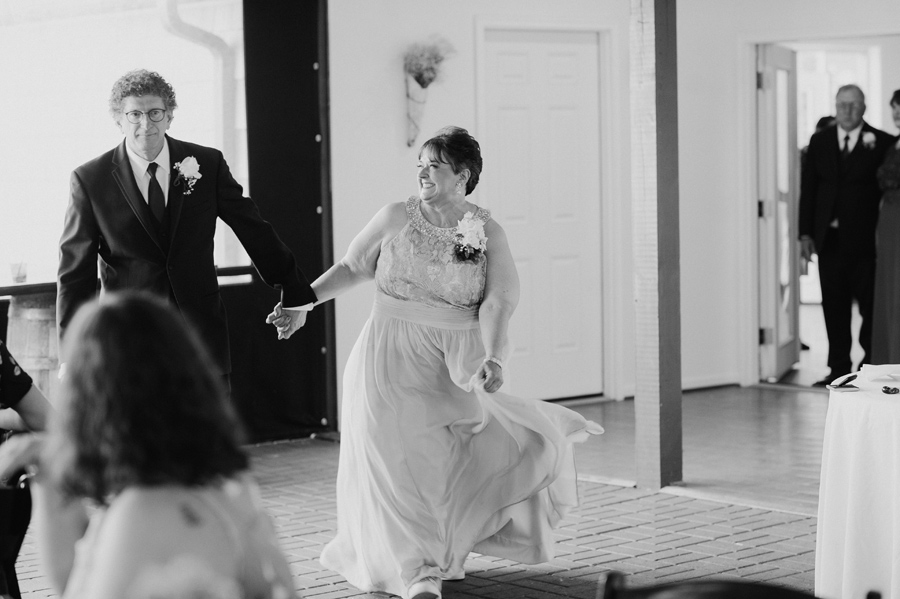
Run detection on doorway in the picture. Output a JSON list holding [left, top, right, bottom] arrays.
[[757, 36, 899, 387]]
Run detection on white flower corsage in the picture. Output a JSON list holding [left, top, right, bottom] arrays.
[[174, 156, 202, 195], [863, 131, 877, 150], [454, 212, 487, 262]]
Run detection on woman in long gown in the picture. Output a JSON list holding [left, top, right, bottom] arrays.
[[273, 126, 602, 599], [872, 90, 900, 363]]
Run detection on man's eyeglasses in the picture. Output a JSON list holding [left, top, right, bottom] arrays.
[[836, 102, 864, 112], [124, 109, 167, 124]]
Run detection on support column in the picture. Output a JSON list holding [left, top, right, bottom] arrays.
[[629, 0, 682, 490]]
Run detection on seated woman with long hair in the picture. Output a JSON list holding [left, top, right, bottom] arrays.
[[0, 292, 298, 599]]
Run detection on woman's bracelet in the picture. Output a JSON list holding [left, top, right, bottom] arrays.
[[483, 356, 504, 369]]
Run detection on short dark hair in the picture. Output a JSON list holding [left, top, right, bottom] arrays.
[[419, 126, 483, 195], [891, 89, 900, 108], [109, 69, 177, 119], [47, 292, 248, 504], [815, 115, 835, 131]]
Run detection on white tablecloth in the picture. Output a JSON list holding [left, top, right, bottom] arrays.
[[816, 369, 900, 599]]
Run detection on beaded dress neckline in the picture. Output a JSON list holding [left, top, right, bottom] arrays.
[[407, 197, 491, 241]]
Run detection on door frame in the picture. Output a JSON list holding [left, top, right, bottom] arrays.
[[735, 28, 896, 386], [475, 17, 631, 399]]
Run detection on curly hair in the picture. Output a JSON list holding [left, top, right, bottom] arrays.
[[108, 69, 178, 119], [46, 292, 248, 504], [419, 126, 483, 195]]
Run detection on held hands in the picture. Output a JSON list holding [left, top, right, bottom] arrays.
[[477, 358, 504, 393], [266, 302, 307, 340]]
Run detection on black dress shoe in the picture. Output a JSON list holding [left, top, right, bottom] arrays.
[[814, 372, 851, 387]]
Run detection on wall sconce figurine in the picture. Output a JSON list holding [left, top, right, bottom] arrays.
[[403, 37, 454, 147]]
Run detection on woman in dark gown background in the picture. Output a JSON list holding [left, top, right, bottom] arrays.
[[871, 89, 900, 364]]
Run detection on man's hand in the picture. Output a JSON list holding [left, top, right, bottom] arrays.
[[265, 303, 307, 340], [800, 237, 816, 263]]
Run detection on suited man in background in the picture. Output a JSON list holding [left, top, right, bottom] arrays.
[[57, 69, 316, 386], [799, 84, 893, 386]]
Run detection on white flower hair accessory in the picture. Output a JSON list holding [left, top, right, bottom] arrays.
[[454, 212, 487, 262], [174, 156, 202, 195], [863, 131, 877, 149]]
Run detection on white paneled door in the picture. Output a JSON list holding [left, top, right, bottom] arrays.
[[480, 29, 603, 400], [757, 44, 801, 382]]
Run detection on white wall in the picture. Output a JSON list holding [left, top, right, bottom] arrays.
[[678, 0, 900, 386], [328, 0, 633, 399], [328, 0, 900, 402], [0, 1, 248, 285], [874, 36, 900, 134]]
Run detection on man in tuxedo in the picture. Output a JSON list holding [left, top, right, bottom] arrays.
[[57, 69, 315, 383], [799, 84, 893, 386]]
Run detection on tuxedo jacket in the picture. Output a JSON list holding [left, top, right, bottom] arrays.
[[57, 136, 316, 374], [798, 121, 893, 257]]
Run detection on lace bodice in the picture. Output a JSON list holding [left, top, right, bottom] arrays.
[[375, 197, 491, 310]]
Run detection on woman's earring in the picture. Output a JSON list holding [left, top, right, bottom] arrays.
[[456, 180, 464, 194]]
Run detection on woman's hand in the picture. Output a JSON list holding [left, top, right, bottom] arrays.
[[266, 303, 307, 340], [477, 360, 504, 393], [0, 433, 44, 482]]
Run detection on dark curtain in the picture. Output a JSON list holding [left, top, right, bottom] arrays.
[[226, 0, 335, 442]]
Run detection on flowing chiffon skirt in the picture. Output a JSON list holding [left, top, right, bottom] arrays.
[[319, 293, 602, 597]]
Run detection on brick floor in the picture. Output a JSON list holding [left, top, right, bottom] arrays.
[[16, 435, 817, 598]]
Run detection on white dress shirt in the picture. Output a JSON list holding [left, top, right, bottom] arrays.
[[837, 124, 862, 154], [125, 140, 170, 206]]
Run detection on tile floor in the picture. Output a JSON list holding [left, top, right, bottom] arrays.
[[573, 385, 828, 516], [17, 385, 827, 598]]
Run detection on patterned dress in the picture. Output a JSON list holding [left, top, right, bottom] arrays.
[[63, 476, 298, 599], [320, 197, 602, 597], [0, 341, 31, 410], [0, 340, 34, 598]]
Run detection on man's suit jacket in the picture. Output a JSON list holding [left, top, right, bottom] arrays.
[[798, 121, 893, 257], [57, 135, 316, 374]]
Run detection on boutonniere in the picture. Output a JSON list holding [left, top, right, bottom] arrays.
[[863, 131, 877, 150], [454, 212, 487, 262], [174, 156, 202, 195]]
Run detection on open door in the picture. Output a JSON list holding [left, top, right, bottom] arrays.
[[757, 44, 801, 382]]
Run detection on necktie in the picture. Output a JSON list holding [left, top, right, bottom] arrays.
[[841, 134, 851, 159], [147, 162, 166, 224]]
